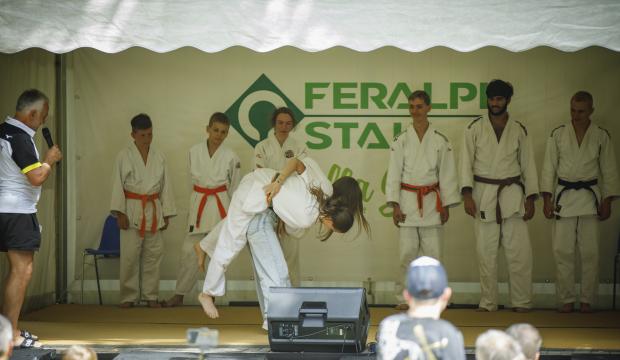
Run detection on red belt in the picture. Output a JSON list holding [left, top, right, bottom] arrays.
[[193, 184, 227, 228], [400, 182, 443, 216], [124, 191, 159, 237]]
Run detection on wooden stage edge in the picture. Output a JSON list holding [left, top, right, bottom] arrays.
[[19, 304, 620, 351]]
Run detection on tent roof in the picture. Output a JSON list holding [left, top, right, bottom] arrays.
[[2, 0, 619, 54]]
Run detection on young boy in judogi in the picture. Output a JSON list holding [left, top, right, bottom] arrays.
[[254, 107, 307, 286], [386, 90, 460, 310], [541, 91, 620, 313], [164, 112, 241, 307], [460, 80, 538, 313], [110, 113, 176, 308]]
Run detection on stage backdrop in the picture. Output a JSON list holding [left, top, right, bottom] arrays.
[[27, 46, 620, 306], [64, 46, 620, 306]]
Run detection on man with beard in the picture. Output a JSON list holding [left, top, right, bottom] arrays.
[[460, 80, 538, 312]]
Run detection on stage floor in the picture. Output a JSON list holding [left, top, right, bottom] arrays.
[[19, 304, 620, 352]]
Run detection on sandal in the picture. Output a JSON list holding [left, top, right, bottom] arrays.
[[16, 336, 41, 349], [20, 330, 39, 341]]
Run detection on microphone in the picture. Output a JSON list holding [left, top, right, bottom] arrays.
[[42, 127, 54, 148]]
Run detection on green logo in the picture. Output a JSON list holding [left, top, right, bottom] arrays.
[[225, 74, 305, 147]]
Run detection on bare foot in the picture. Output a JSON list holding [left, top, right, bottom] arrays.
[[119, 301, 134, 309], [147, 300, 162, 308], [558, 302, 574, 313], [198, 292, 219, 318], [580, 302, 593, 313], [194, 242, 207, 272], [163, 294, 184, 307]]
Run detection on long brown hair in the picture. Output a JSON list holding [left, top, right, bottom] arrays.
[[275, 186, 355, 241], [332, 176, 370, 234], [309, 187, 355, 241]]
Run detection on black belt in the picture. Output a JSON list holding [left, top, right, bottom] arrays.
[[555, 178, 599, 217]]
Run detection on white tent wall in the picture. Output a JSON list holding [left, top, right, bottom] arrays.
[[2, 1, 620, 53], [64, 46, 620, 307], [0, 49, 58, 311]]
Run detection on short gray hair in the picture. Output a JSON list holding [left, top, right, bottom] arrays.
[[506, 323, 542, 360], [0, 315, 12, 356], [476, 330, 525, 360], [62, 345, 97, 360], [15, 89, 49, 113]]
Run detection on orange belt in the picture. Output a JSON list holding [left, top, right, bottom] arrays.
[[124, 191, 160, 237], [400, 182, 443, 216], [193, 184, 228, 228]]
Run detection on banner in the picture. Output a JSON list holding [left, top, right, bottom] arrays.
[[68, 46, 620, 299]]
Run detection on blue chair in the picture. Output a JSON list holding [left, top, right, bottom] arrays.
[[81, 215, 120, 305]]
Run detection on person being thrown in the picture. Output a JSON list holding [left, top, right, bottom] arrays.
[[195, 156, 367, 318]]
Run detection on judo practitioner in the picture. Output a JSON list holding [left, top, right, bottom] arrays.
[[164, 112, 240, 307], [195, 156, 366, 319], [386, 90, 460, 310], [254, 107, 307, 286], [110, 114, 176, 308], [541, 91, 620, 313], [460, 80, 538, 312], [246, 174, 370, 329]]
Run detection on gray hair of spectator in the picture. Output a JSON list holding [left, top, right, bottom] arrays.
[[506, 323, 542, 360], [15, 89, 49, 113], [476, 330, 525, 360], [62, 345, 98, 360], [0, 315, 12, 357]]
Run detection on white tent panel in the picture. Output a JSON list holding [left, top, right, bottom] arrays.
[[1, 0, 619, 54]]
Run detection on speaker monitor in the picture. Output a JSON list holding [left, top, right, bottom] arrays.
[[267, 287, 370, 353]]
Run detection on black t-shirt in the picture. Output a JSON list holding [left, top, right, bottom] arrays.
[[0, 121, 40, 172], [377, 314, 465, 360]]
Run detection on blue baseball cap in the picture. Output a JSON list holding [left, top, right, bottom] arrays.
[[406, 256, 448, 300]]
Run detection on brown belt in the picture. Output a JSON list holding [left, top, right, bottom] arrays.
[[474, 175, 524, 224]]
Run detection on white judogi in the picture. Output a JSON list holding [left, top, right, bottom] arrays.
[[254, 130, 308, 286], [110, 143, 176, 303], [541, 122, 620, 305], [386, 123, 460, 301], [200, 157, 331, 297], [460, 115, 538, 311], [174, 141, 241, 296], [254, 130, 307, 169]]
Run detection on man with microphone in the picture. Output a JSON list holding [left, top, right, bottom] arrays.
[[0, 89, 62, 348]]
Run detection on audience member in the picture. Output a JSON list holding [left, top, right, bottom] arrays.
[[62, 345, 97, 360], [476, 329, 525, 360], [377, 256, 465, 359], [506, 323, 542, 360]]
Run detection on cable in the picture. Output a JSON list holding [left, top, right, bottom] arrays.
[[340, 324, 349, 353]]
